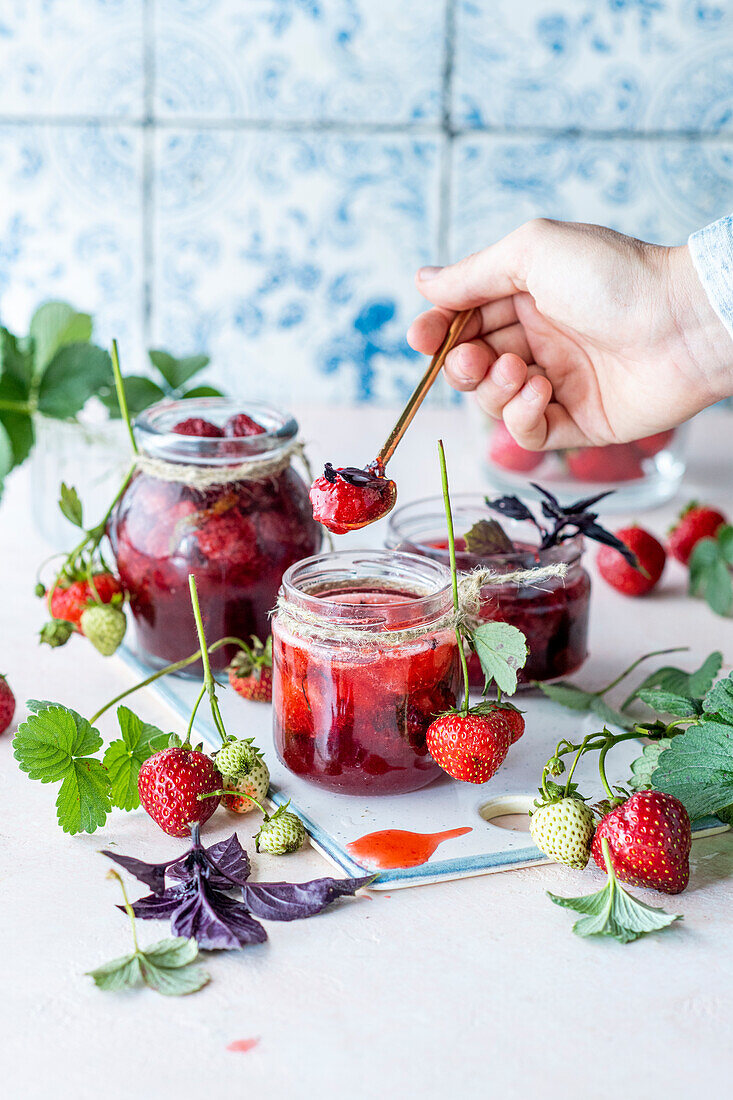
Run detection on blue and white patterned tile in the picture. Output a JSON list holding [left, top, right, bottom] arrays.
[[449, 135, 733, 259], [0, 125, 144, 363], [152, 130, 442, 404], [154, 0, 445, 122], [453, 0, 733, 133], [0, 1, 144, 117]]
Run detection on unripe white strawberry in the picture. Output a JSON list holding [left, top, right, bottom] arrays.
[[80, 604, 127, 656], [530, 797, 595, 869], [255, 803, 306, 854], [222, 760, 270, 814]]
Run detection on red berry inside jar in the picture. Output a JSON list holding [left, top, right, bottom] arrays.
[[108, 399, 321, 673], [272, 550, 460, 794]]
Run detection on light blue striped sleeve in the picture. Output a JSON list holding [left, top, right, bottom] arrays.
[[689, 216, 733, 341]]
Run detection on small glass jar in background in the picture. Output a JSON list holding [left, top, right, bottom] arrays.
[[108, 398, 321, 673], [386, 495, 591, 689], [272, 549, 461, 795], [471, 404, 687, 511]]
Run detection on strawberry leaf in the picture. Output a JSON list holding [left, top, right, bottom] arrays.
[[636, 690, 702, 718], [103, 706, 170, 812], [58, 482, 83, 528], [470, 621, 527, 695], [148, 350, 210, 390], [13, 702, 111, 833], [537, 681, 596, 711], [622, 650, 722, 710], [548, 879, 680, 943], [87, 936, 209, 996], [628, 739, 673, 792], [689, 530, 733, 616], [37, 343, 112, 419], [651, 720, 733, 819], [29, 301, 92, 373], [702, 671, 733, 723]]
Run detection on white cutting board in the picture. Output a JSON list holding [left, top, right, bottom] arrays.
[[119, 648, 727, 889]]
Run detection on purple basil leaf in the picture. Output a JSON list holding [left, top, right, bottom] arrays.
[[172, 881, 267, 950], [241, 874, 375, 922], [566, 490, 614, 513], [486, 494, 538, 526], [102, 848, 182, 894], [580, 520, 639, 567], [126, 883, 193, 920], [203, 833, 251, 888]]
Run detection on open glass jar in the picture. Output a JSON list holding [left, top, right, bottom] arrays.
[[108, 398, 321, 673], [272, 549, 460, 795], [386, 495, 591, 688]]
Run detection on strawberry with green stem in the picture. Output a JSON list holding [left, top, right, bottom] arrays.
[[425, 441, 527, 784], [39, 340, 134, 651]]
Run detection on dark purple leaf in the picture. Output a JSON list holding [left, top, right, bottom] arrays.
[[566, 490, 614, 513], [127, 882, 192, 919], [241, 874, 375, 922], [580, 521, 639, 567], [486, 494, 539, 526], [102, 848, 180, 894], [204, 833, 251, 888], [172, 880, 267, 950]]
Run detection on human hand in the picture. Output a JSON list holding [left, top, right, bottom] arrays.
[[407, 219, 733, 450]]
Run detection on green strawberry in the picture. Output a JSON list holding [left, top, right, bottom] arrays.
[[80, 604, 127, 656], [255, 803, 306, 855], [530, 797, 595, 869], [215, 737, 263, 778], [222, 758, 270, 815]]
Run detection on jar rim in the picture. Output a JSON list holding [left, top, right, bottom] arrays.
[[279, 548, 454, 631], [134, 397, 298, 466], [385, 492, 584, 566]]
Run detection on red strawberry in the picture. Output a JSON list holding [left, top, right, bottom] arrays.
[[426, 708, 512, 784], [487, 422, 543, 473], [138, 746, 221, 837], [0, 675, 15, 734], [565, 444, 643, 483], [224, 412, 266, 437], [309, 462, 397, 535], [227, 636, 273, 703], [667, 502, 727, 565], [501, 706, 525, 744], [634, 429, 675, 457], [596, 525, 666, 596], [49, 573, 123, 630], [195, 510, 258, 566], [172, 417, 224, 437], [591, 791, 691, 894]]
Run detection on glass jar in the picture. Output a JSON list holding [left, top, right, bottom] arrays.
[[471, 405, 687, 511], [108, 398, 321, 673], [386, 495, 591, 688], [272, 549, 461, 795]]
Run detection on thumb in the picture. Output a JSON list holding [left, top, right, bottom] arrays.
[[416, 220, 541, 309]]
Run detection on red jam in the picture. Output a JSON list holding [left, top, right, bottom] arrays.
[[108, 400, 320, 672], [309, 462, 397, 534], [386, 499, 591, 688], [272, 552, 459, 794]]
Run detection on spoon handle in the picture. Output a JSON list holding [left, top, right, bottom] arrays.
[[375, 308, 474, 469]]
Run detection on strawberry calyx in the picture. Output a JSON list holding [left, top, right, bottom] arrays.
[[227, 635, 272, 681]]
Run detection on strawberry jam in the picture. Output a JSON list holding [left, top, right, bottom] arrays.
[[386, 496, 591, 688], [272, 550, 460, 794], [309, 462, 397, 534], [108, 399, 320, 673]]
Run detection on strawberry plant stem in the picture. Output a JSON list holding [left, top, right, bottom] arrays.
[[111, 339, 138, 456], [597, 647, 687, 697], [437, 440, 470, 716], [89, 636, 245, 724], [186, 685, 206, 742], [108, 869, 139, 952], [188, 574, 228, 746]]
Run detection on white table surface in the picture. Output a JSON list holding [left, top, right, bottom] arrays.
[[3, 404, 733, 1100]]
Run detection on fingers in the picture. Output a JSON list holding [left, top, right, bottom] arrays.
[[473, 353, 529, 417], [442, 322, 533, 392], [406, 298, 518, 355], [501, 375, 553, 448], [415, 221, 543, 310]]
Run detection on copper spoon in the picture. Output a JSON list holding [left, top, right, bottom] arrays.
[[375, 307, 475, 469]]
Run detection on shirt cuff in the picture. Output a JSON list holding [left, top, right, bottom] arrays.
[[689, 215, 733, 342]]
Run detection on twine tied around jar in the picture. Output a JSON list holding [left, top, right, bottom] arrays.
[[135, 439, 307, 489], [274, 561, 567, 647]]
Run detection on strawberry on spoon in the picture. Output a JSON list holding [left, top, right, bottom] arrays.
[[311, 310, 473, 534]]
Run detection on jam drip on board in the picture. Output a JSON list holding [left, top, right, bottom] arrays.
[[346, 827, 473, 870]]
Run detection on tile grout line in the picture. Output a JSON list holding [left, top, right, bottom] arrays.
[[2, 113, 733, 143], [437, 0, 457, 264], [141, 0, 156, 350]]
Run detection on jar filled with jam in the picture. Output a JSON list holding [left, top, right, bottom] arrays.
[[108, 398, 321, 672], [272, 549, 461, 795], [386, 494, 591, 688]]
